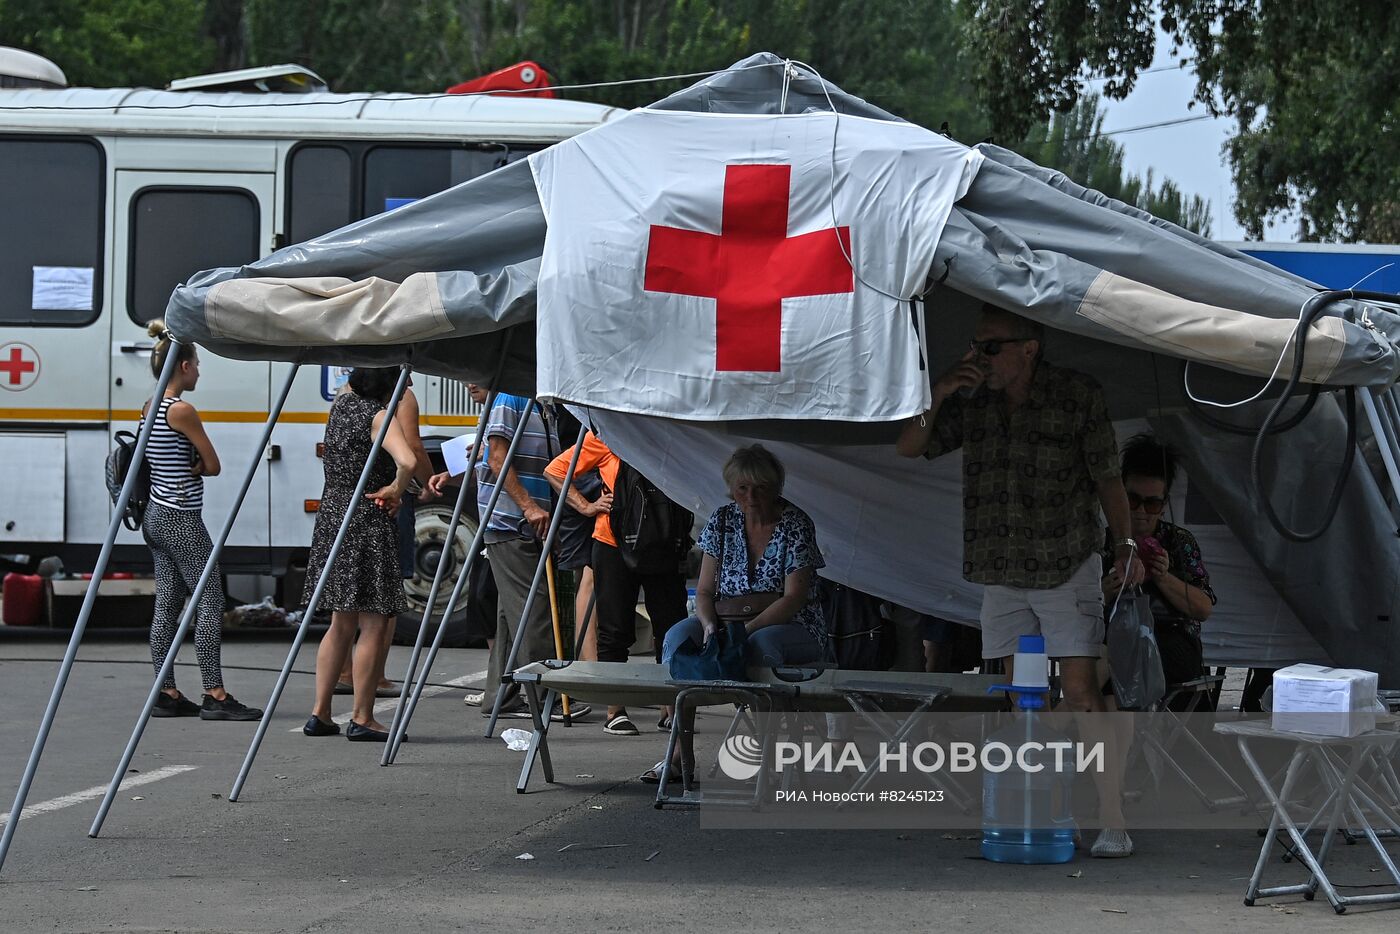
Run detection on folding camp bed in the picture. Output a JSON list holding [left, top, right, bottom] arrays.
[[508, 661, 1011, 802]]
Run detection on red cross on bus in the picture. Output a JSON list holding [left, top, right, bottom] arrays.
[[0, 343, 39, 390], [644, 163, 854, 372]]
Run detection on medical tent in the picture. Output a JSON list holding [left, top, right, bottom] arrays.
[[165, 53, 1400, 682]]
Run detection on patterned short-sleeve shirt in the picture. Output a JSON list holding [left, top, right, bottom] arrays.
[[1102, 520, 1217, 628], [697, 501, 828, 654], [926, 361, 1120, 589]]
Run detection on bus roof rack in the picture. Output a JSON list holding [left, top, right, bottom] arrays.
[[167, 64, 328, 94]]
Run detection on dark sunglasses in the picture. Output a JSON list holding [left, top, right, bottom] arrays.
[[1127, 492, 1166, 514], [969, 338, 1033, 357]]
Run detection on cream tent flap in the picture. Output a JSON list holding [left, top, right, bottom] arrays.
[[206, 272, 452, 346], [1076, 271, 1347, 384]]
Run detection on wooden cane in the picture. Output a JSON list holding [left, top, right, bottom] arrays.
[[544, 555, 573, 719]]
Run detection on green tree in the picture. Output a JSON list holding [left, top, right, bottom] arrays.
[[1160, 0, 1398, 241], [958, 0, 1155, 141], [962, 0, 1399, 242], [0, 0, 214, 88]]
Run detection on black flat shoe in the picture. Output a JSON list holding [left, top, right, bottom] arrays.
[[200, 694, 263, 721], [346, 721, 391, 743], [152, 692, 201, 718], [303, 715, 341, 737]]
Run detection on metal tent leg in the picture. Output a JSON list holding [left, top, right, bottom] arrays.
[[484, 430, 585, 738], [377, 447, 477, 763], [0, 343, 183, 874], [228, 365, 411, 802], [379, 343, 513, 766], [384, 399, 538, 761], [1361, 390, 1400, 505], [88, 364, 300, 838]]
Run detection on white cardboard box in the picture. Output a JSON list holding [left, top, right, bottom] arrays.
[[1272, 664, 1379, 737]]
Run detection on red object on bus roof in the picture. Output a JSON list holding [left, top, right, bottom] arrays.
[[446, 61, 556, 98]]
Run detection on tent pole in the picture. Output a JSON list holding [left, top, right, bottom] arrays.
[[484, 428, 585, 738], [0, 342, 183, 874], [88, 363, 301, 838], [383, 398, 537, 762], [1378, 388, 1400, 473], [378, 338, 512, 767], [228, 364, 411, 802], [1361, 390, 1400, 512], [380, 380, 506, 767]]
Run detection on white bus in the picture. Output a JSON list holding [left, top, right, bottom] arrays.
[[0, 57, 619, 627]]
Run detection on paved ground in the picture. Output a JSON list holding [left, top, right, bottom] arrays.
[[0, 637, 1395, 932]]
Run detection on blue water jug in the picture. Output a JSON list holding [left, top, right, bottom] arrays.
[[981, 635, 1076, 864]]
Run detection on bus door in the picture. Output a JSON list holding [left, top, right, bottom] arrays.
[[0, 135, 108, 549], [109, 170, 276, 558]]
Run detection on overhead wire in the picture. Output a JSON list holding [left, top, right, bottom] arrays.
[[0, 60, 788, 112]]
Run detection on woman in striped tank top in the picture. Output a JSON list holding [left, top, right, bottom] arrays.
[[140, 320, 261, 722]]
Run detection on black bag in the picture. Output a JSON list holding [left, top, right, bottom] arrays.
[[818, 577, 894, 671], [608, 461, 694, 574], [104, 430, 151, 531]]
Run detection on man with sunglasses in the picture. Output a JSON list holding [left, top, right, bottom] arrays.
[[896, 302, 1142, 857]]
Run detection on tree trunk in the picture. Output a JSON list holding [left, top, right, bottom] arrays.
[[205, 0, 249, 73]]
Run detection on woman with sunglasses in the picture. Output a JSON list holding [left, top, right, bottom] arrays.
[[1101, 435, 1216, 709]]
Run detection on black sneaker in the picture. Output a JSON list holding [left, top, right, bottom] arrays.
[[200, 694, 263, 721], [151, 692, 200, 718]]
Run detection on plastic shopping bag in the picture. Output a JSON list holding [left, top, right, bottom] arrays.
[[1107, 590, 1167, 710]]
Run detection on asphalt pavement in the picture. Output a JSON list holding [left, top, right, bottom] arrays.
[[0, 636, 1394, 932]]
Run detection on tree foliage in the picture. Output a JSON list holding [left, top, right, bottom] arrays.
[[962, 0, 1399, 243], [1160, 0, 1398, 242], [0, 0, 212, 88], [959, 0, 1156, 142]]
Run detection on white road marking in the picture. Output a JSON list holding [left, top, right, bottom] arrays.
[[291, 670, 487, 731], [0, 765, 198, 826]]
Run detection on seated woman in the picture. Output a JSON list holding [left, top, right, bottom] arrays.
[[643, 444, 827, 783], [1101, 434, 1217, 711]]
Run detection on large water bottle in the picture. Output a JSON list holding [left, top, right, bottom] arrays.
[[981, 634, 1076, 864]]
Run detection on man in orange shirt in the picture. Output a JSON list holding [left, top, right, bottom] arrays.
[[545, 431, 688, 735]]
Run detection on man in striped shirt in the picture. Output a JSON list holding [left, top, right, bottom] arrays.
[[475, 392, 589, 720]]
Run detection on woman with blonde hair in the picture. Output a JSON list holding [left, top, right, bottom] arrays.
[[141, 320, 261, 721], [642, 443, 827, 782]]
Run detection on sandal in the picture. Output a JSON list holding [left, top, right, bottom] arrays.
[[639, 760, 682, 784], [604, 713, 640, 736]]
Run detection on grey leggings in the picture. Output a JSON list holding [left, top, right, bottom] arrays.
[[142, 502, 225, 691]]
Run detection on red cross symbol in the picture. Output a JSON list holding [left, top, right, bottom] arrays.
[[644, 164, 853, 372], [0, 344, 38, 388]]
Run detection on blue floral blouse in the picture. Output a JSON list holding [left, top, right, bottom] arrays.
[[697, 501, 828, 654]]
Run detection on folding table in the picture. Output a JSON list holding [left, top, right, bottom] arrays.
[[1215, 718, 1400, 914]]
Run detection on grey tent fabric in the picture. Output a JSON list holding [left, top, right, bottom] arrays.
[[163, 52, 1400, 682]]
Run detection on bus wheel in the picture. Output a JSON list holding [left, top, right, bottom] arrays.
[[395, 499, 478, 647]]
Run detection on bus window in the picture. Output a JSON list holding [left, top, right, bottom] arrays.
[[0, 137, 104, 326], [128, 188, 259, 325], [287, 145, 353, 244], [361, 146, 504, 217]]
